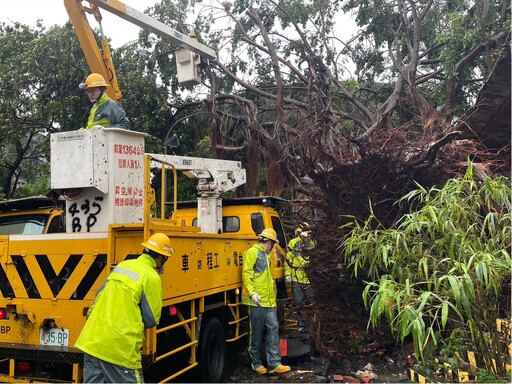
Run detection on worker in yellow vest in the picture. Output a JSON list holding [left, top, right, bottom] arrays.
[[79, 73, 131, 129], [75, 233, 172, 383], [242, 228, 291, 375], [285, 222, 316, 332]]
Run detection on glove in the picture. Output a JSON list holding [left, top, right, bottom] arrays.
[[285, 275, 292, 284], [250, 293, 261, 306]]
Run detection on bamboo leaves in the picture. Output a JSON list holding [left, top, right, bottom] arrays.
[[340, 161, 511, 375]]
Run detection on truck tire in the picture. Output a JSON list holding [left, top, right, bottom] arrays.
[[198, 316, 227, 382]]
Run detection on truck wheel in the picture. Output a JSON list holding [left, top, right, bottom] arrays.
[[199, 316, 226, 382]]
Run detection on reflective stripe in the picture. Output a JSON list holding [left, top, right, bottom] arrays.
[[76, 254, 162, 369], [113, 266, 140, 281], [147, 240, 173, 255], [9, 232, 108, 241]]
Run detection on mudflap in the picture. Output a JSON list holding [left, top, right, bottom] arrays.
[[280, 332, 311, 361]]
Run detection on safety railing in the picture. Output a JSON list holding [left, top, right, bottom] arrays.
[[153, 298, 202, 383], [227, 290, 248, 342]]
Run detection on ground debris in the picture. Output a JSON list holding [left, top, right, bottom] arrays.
[[223, 336, 411, 383]]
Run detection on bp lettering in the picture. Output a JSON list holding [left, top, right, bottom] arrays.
[[0, 326, 11, 334], [68, 196, 104, 232]]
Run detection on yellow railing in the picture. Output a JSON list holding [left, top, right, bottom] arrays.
[[226, 290, 248, 342], [151, 299, 200, 383]]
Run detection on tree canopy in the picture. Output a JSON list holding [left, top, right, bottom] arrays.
[[0, 0, 509, 200]]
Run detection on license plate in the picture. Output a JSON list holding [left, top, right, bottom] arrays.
[[40, 328, 69, 346]]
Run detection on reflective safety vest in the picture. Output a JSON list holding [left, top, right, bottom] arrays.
[[285, 236, 315, 284], [75, 253, 162, 369], [85, 92, 131, 129], [242, 244, 276, 308]]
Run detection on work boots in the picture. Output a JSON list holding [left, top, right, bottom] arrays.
[[268, 364, 291, 374], [253, 366, 268, 375]]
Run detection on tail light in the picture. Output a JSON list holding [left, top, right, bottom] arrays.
[[17, 362, 30, 372], [0, 308, 7, 320], [169, 306, 177, 316]]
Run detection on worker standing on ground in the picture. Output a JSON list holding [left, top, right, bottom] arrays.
[[79, 73, 131, 129], [75, 233, 172, 383], [242, 228, 291, 375], [285, 222, 316, 332]]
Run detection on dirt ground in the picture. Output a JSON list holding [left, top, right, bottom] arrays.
[[171, 296, 414, 383], [220, 333, 412, 384], [169, 329, 413, 383]]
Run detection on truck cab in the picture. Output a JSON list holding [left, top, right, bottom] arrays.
[[171, 196, 288, 248], [0, 196, 65, 235]]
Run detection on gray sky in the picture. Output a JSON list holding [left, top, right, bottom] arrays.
[[3, 0, 158, 48]]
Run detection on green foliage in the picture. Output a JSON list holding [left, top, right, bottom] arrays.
[[343, 79, 359, 92], [341, 0, 510, 113], [341, 161, 511, 376], [114, 44, 171, 139], [438, 330, 475, 371], [475, 368, 510, 383], [196, 135, 213, 157], [14, 166, 51, 198], [0, 22, 87, 197], [143, 0, 212, 98], [435, 1, 510, 79]]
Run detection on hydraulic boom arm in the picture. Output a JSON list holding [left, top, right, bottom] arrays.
[[64, 0, 122, 100], [148, 154, 247, 234], [64, 0, 217, 101]]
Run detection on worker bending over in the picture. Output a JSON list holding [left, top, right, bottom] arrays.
[[75, 233, 172, 383]]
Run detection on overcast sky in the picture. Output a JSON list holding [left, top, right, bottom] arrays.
[[4, 1, 358, 78], [3, 0, 159, 48]]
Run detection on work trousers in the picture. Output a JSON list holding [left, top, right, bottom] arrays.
[[83, 353, 144, 383], [247, 305, 281, 370], [292, 282, 314, 329]]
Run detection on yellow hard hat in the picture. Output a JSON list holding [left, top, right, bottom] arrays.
[[296, 221, 311, 235], [259, 228, 278, 242], [79, 73, 109, 89], [141, 233, 173, 257]]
